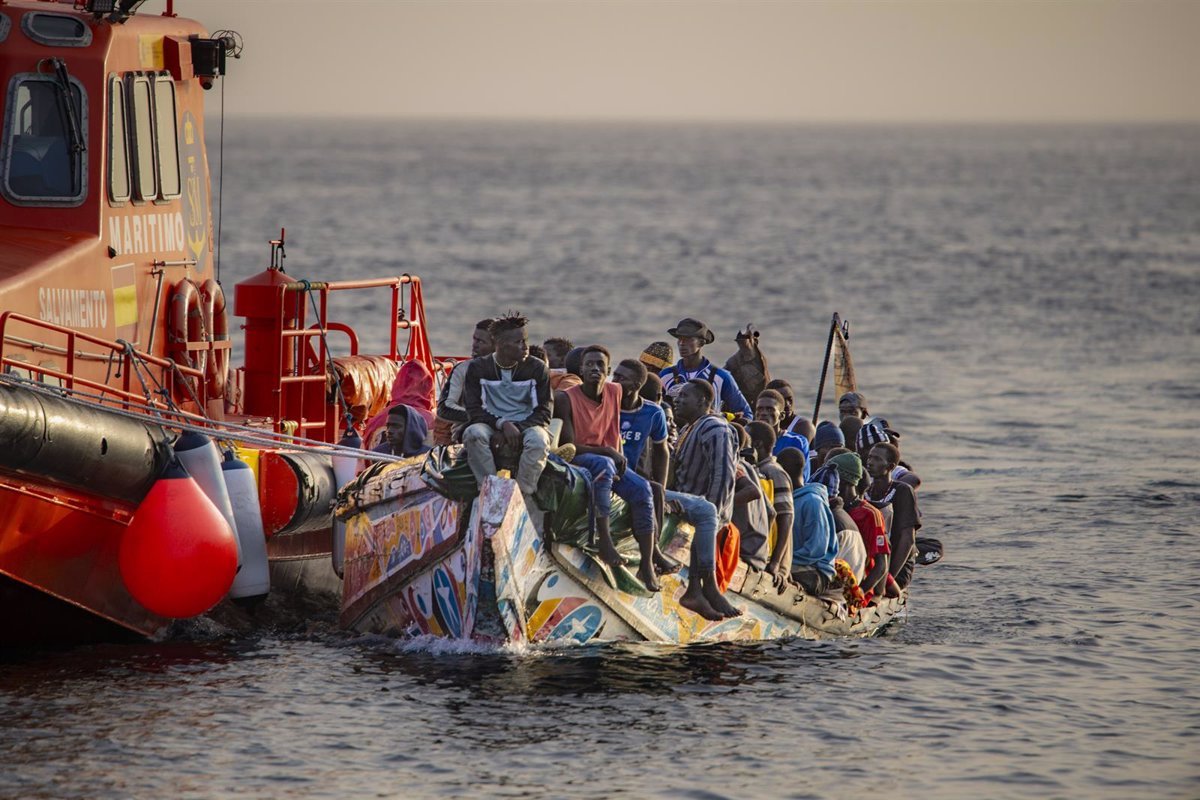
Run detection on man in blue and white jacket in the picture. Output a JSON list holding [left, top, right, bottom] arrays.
[[658, 317, 753, 422]]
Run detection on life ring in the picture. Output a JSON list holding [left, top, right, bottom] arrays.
[[199, 278, 229, 399], [167, 278, 209, 399]]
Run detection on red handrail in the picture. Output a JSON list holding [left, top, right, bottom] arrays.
[[0, 311, 207, 410]]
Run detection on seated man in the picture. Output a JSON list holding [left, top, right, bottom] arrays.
[[839, 391, 869, 421], [777, 447, 838, 597], [543, 336, 582, 392], [462, 313, 552, 499], [731, 425, 771, 571], [754, 389, 811, 481], [555, 346, 661, 590], [764, 379, 813, 439], [638, 341, 675, 376], [855, 421, 921, 491], [614, 360, 668, 483], [865, 442, 921, 591], [747, 421, 794, 580], [668, 380, 743, 620], [434, 318, 494, 445], [807, 461, 865, 583], [659, 318, 753, 421], [827, 453, 889, 601], [613, 358, 676, 576], [809, 421, 845, 470], [371, 403, 431, 458], [639, 372, 676, 451], [863, 416, 922, 490], [543, 337, 573, 370]]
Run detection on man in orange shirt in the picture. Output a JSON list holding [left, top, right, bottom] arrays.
[[555, 345, 661, 591]]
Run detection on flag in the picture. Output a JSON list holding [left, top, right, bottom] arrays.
[[830, 316, 856, 402]]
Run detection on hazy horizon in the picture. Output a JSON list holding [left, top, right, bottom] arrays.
[[134, 0, 1200, 124]]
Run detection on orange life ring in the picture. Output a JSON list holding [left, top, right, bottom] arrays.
[[199, 278, 229, 399], [167, 278, 209, 399]]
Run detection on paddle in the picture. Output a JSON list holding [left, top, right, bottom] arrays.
[[811, 313, 842, 424]]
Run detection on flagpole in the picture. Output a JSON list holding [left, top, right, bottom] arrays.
[[811, 312, 841, 424]]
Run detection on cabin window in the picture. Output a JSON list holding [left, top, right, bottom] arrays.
[[0, 73, 88, 206], [0, 14, 11, 44], [127, 76, 156, 202], [108, 77, 130, 204], [152, 75, 180, 200], [21, 12, 92, 48]]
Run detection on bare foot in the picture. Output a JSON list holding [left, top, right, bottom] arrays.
[[679, 584, 723, 621], [654, 553, 682, 575], [636, 564, 661, 593], [597, 542, 624, 568], [703, 583, 744, 618]]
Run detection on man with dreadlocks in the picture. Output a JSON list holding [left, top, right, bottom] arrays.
[[462, 313, 552, 500]]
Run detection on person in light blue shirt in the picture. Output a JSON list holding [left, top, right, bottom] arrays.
[[777, 447, 838, 597], [658, 317, 753, 421]]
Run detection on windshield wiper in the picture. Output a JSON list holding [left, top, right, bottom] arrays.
[[49, 57, 85, 194]]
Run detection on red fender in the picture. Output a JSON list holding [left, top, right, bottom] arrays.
[[167, 278, 208, 400], [199, 278, 229, 399]]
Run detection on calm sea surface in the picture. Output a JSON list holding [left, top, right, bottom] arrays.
[[3, 120, 1199, 798]]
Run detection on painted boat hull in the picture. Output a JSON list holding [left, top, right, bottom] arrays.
[[339, 464, 906, 646]]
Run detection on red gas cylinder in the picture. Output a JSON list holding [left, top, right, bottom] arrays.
[[119, 460, 239, 618], [233, 265, 304, 418]]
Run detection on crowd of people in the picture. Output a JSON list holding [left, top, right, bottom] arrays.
[[371, 312, 923, 622]]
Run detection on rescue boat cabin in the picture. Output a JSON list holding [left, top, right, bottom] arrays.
[[0, 0, 437, 437]]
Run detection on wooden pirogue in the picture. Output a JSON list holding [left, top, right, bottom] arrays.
[[337, 456, 907, 646]]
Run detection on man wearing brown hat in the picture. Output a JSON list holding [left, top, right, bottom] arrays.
[[659, 317, 754, 421]]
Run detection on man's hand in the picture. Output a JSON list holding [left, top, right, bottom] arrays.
[[500, 421, 521, 449], [610, 450, 627, 477]]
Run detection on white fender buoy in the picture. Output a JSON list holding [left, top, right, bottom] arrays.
[[222, 452, 270, 602], [330, 428, 362, 579], [175, 431, 243, 568]]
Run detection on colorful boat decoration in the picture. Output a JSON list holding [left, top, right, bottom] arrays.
[[0, 0, 455, 643], [338, 461, 907, 646]]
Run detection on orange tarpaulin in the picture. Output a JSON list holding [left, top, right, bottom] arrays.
[[715, 522, 741, 592]]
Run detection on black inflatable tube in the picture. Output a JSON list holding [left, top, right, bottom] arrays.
[[0, 383, 174, 505]]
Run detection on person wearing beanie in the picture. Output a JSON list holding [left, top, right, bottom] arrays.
[[855, 422, 890, 462], [638, 341, 674, 373], [857, 421, 921, 490], [809, 461, 867, 583], [810, 420, 845, 470], [659, 318, 754, 421], [828, 453, 890, 601]]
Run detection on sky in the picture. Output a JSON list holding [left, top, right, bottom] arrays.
[[144, 0, 1200, 123]]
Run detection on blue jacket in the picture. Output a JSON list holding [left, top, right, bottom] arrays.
[[790, 483, 838, 577], [659, 357, 754, 419]]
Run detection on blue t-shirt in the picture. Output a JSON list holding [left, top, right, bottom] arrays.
[[659, 357, 753, 419], [619, 400, 668, 468]]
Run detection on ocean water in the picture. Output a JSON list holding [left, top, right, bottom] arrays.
[[3, 120, 1199, 799]]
